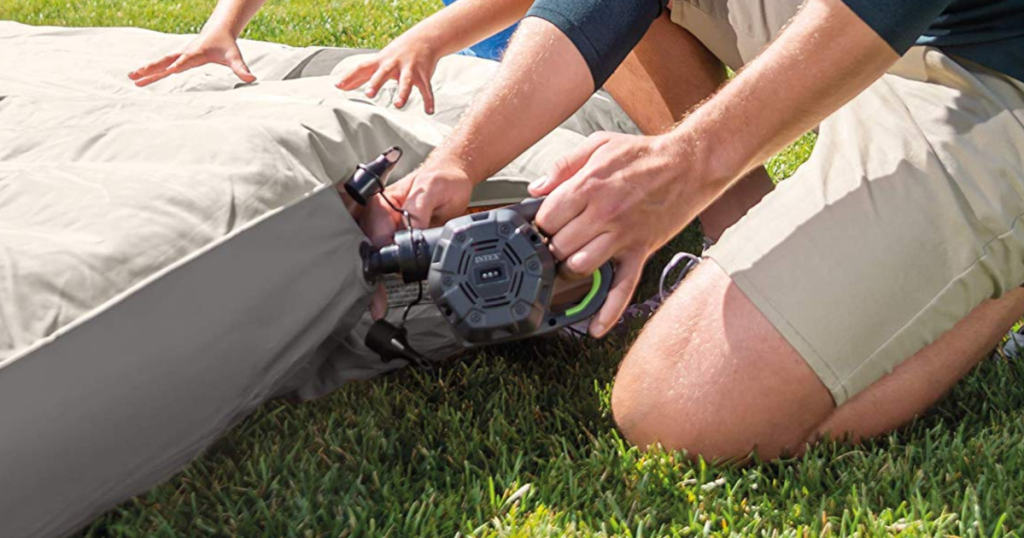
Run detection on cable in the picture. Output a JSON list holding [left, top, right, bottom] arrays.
[[372, 175, 424, 330]]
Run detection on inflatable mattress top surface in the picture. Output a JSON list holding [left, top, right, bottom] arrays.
[[0, 22, 637, 364]]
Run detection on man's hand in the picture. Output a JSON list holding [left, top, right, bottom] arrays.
[[529, 131, 709, 338], [336, 35, 440, 114], [359, 165, 475, 244], [358, 165, 474, 318], [129, 30, 256, 87]]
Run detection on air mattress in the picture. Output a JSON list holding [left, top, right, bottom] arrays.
[[0, 22, 638, 538]]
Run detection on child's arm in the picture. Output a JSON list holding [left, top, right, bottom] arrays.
[[128, 0, 268, 87], [336, 0, 532, 114]]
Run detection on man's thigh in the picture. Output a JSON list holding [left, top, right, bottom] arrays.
[[604, 11, 726, 135]]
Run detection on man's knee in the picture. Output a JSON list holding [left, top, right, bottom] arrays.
[[609, 263, 834, 461], [610, 346, 713, 458], [610, 326, 760, 462]]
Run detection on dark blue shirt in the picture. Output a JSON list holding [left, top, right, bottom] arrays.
[[843, 0, 1024, 83], [525, 0, 1024, 90]]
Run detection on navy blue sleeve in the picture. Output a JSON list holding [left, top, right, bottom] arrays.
[[840, 0, 954, 53], [525, 0, 663, 90]]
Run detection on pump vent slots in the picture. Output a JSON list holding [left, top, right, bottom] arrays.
[[503, 244, 521, 265], [510, 271, 523, 297], [484, 298, 511, 309], [460, 282, 479, 303], [472, 238, 499, 253]]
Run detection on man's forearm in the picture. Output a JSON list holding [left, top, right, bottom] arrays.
[[666, 0, 899, 201], [428, 17, 595, 183], [410, 0, 532, 58], [205, 0, 269, 38]]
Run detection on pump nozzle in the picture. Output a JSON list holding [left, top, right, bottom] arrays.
[[362, 226, 444, 283]]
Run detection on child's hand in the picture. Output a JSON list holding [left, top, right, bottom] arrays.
[[336, 36, 439, 114], [129, 30, 256, 87]]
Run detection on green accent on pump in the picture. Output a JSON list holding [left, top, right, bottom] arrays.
[[565, 270, 602, 317]]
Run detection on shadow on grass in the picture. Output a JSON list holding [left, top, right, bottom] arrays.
[[79, 225, 1024, 537]]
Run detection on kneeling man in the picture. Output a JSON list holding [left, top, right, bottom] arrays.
[[361, 0, 1024, 460]]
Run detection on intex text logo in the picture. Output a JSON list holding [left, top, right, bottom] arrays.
[[474, 253, 501, 263]]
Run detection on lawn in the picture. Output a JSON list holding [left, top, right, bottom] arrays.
[[3, 1, 1024, 536]]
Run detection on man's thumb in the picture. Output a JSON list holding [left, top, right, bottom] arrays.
[[530, 134, 609, 196]]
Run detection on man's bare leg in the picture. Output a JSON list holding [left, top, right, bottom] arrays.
[[812, 288, 1024, 441], [611, 262, 1024, 461], [606, 17, 1024, 456], [604, 13, 774, 240], [603, 13, 724, 136]]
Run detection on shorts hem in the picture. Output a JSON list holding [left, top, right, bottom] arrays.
[[706, 255, 849, 405]]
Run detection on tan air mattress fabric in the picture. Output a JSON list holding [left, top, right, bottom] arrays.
[[0, 22, 637, 538]]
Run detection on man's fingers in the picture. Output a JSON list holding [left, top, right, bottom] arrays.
[[559, 231, 616, 281], [336, 60, 377, 90], [133, 69, 177, 87], [394, 70, 414, 109], [589, 253, 644, 338], [402, 188, 436, 228], [416, 78, 435, 114], [167, 53, 204, 74], [534, 177, 587, 237], [364, 64, 395, 98], [532, 134, 614, 235], [136, 53, 206, 86], [528, 133, 610, 197], [369, 283, 388, 320], [547, 207, 603, 264], [361, 196, 401, 248], [128, 54, 179, 80]]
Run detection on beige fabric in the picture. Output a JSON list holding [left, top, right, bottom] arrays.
[[0, 22, 639, 538], [671, 0, 1024, 404], [670, 0, 802, 71], [0, 22, 637, 364]]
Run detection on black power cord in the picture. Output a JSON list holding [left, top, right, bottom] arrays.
[[366, 174, 433, 369], [369, 174, 425, 329]]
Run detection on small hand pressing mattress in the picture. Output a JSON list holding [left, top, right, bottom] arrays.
[[0, 22, 638, 538]]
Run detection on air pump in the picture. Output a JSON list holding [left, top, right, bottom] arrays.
[[345, 147, 613, 365]]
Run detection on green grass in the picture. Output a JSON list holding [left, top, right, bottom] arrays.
[[3, 1, 1024, 536]]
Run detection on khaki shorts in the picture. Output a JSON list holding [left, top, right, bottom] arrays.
[[671, 0, 1024, 404]]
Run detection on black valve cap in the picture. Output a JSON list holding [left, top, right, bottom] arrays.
[[344, 146, 403, 205]]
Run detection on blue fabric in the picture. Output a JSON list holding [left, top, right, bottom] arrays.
[[442, 0, 517, 61], [841, 0, 1023, 82], [524, 0, 662, 90]]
